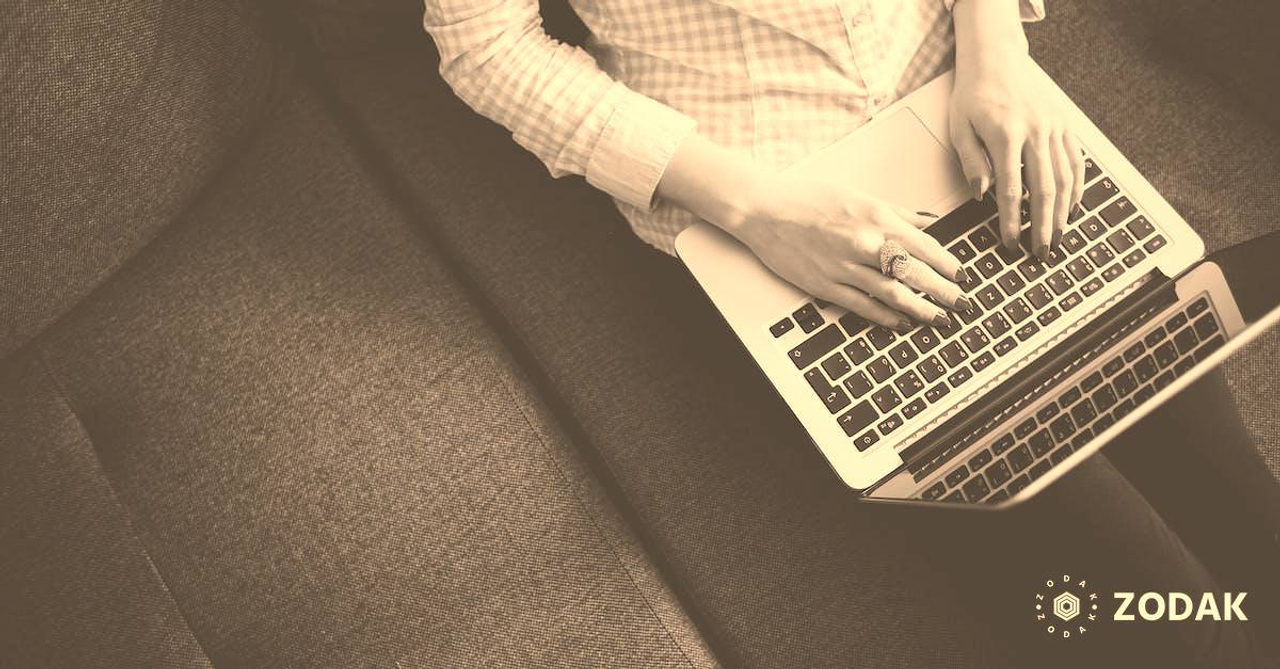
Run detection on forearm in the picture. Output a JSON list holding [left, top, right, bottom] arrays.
[[952, 0, 1030, 80], [655, 133, 769, 235]]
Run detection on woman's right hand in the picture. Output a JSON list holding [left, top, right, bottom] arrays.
[[721, 172, 971, 332]]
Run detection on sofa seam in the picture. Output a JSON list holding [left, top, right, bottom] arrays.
[[493, 368, 697, 668], [32, 347, 217, 669]]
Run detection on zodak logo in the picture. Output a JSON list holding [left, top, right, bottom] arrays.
[[1033, 573, 1249, 640], [1034, 574, 1099, 639]]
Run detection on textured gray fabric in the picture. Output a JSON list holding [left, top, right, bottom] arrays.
[[0, 355, 212, 668], [24, 73, 703, 666], [0, 1, 275, 362], [307, 1, 1280, 664]]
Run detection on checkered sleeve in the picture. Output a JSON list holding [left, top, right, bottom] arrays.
[[422, 0, 697, 210], [943, 0, 1046, 21]]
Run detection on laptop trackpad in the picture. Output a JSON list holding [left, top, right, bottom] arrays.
[[788, 107, 968, 215]]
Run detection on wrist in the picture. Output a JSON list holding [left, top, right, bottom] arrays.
[[952, 0, 1028, 75]]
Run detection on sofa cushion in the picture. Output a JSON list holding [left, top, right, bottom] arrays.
[[0, 1, 276, 362], [4, 69, 712, 666], [303, 1, 1280, 665]]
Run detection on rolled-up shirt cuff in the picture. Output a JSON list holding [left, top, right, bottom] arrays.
[[943, 0, 1046, 21], [585, 86, 698, 211]]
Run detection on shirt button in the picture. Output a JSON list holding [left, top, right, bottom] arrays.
[[870, 94, 886, 108], [850, 9, 869, 27]]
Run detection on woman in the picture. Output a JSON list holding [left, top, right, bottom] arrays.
[[422, 1, 1279, 664]]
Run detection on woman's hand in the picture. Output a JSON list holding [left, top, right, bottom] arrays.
[[724, 173, 969, 331], [950, 0, 1085, 261]]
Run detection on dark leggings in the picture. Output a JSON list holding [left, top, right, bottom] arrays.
[[899, 370, 1280, 668]]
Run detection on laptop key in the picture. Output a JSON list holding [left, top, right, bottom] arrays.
[[894, 371, 925, 398], [1061, 229, 1087, 254], [838, 400, 878, 436], [1015, 321, 1040, 341], [1113, 370, 1138, 398], [770, 318, 795, 337], [1134, 355, 1158, 382], [1165, 312, 1188, 332], [948, 239, 977, 263], [867, 356, 894, 383], [1067, 257, 1094, 282], [960, 326, 989, 353], [1194, 335, 1225, 363], [1071, 427, 1095, 450], [1123, 341, 1145, 362], [1003, 297, 1032, 323], [788, 324, 843, 369], [996, 242, 1023, 266], [1008, 445, 1029, 470], [1025, 284, 1053, 309], [918, 356, 946, 383], [1187, 297, 1209, 318], [1046, 270, 1074, 295], [924, 383, 950, 404], [1194, 313, 1219, 339], [821, 353, 852, 380], [872, 386, 902, 412], [844, 371, 873, 398], [1007, 473, 1032, 495], [947, 367, 974, 388], [1014, 417, 1038, 439], [974, 253, 1002, 279], [1102, 356, 1125, 376], [1174, 358, 1196, 376], [1059, 292, 1083, 312], [1101, 263, 1125, 282], [1050, 414, 1077, 442], [1050, 445, 1073, 465], [987, 490, 1010, 503], [1092, 384, 1118, 412], [1107, 229, 1136, 254], [1081, 371, 1104, 392], [962, 475, 991, 502], [1071, 397, 1097, 426], [1059, 387, 1082, 408], [982, 312, 1011, 338], [792, 303, 824, 333], [889, 341, 919, 367], [910, 328, 941, 354], [1087, 243, 1115, 268], [993, 433, 1016, 455], [971, 351, 996, 372], [853, 430, 879, 451], [946, 465, 970, 488], [997, 270, 1025, 296], [1173, 327, 1199, 356], [1143, 235, 1167, 253], [976, 284, 1003, 309], [923, 481, 947, 500], [844, 338, 873, 364], [1017, 258, 1046, 282], [1084, 156, 1102, 182], [1029, 460, 1052, 480], [1036, 402, 1060, 423], [943, 490, 964, 502], [1081, 178, 1118, 210], [1134, 384, 1155, 404], [1099, 196, 1135, 226], [1029, 429, 1055, 456], [1144, 326, 1167, 348], [1036, 307, 1061, 327], [1122, 249, 1145, 267], [968, 449, 993, 471], [867, 325, 897, 350], [1153, 370, 1175, 391], [985, 459, 1012, 488], [1126, 215, 1155, 239], [970, 226, 998, 251], [957, 267, 982, 293], [993, 336, 1017, 357], [1114, 398, 1136, 419], [838, 312, 870, 338], [901, 397, 927, 419], [939, 341, 969, 368], [877, 413, 904, 435], [956, 302, 983, 325], [1080, 216, 1107, 241]]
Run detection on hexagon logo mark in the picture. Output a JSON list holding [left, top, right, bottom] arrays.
[[1053, 592, 1081, 622]]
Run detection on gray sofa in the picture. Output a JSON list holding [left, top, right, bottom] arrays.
[[2, 1, 1277, 666]]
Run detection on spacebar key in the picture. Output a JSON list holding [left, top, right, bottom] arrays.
[[788, 324, 845, 369]]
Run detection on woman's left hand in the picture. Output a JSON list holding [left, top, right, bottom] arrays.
[[948, 21, 1085, 262]]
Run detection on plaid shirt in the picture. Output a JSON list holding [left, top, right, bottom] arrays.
[[423, 0, 1045, 254]]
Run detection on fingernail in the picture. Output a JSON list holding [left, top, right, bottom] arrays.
[[971, 177, 984, 201], [933, 312, 952, 328], [1070, 203, 1081, 218], [954, 267, 968, 283], [1052, 228, 1062, 250], [895, 319, 914, 334], [1005, 239, 1020, 254], [917, 211, 938, 218], [1036, 244, 1050, 261], [955, 296, 973, 312]]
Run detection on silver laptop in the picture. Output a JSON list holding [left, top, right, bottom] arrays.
[[675, 64, 1280, 508]]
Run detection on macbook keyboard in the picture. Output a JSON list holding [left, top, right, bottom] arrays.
[[770, 154, 1169, 454], [922, 294, 1225, 503]]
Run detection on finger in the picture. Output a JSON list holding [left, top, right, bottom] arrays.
[[888, 219, 966, 286], [897, 207, 942, 230], [951, 118, 992, 201], [1023, 133, 1056, 261], [820, 283, 913, 332], [1063, 131, 1086, 216], [882, 250, 967, 313], [986, 127, 1025, 253], [1050, 131, 1074, 247], [842, 263, 953, 328]]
